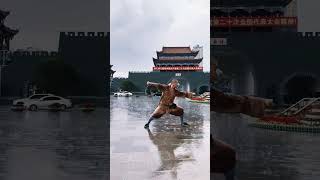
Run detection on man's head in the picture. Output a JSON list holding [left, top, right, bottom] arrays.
[[169, 79, 179, 89]]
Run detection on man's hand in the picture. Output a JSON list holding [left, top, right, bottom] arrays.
[[146, 81, 151, 86]]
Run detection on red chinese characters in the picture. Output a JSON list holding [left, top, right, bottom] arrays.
[[153, 67, 203, 71], [212, 17, 297, 27]]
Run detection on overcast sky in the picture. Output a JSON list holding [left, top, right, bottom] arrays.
[[3, 0, 109, 51], [2, 0, 320, 77], [111, 0, 320, 77], [297, 1, 320, 32], [111, 0, 210, 77]]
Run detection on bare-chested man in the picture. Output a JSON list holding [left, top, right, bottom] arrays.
[[144, 79, 193, 128]]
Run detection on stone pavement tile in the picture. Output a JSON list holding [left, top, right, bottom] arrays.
[[211, 173, 226, 180]]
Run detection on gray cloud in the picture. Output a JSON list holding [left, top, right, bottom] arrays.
[[2, 0, 319, 72], [298, 1, 320, 32], [3, 0, 109, 51], [111, 0, 210, 77]]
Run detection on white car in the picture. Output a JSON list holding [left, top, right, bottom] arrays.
[[13, 94, 54, 106], [23, 95, 72, 111], [113, 91, 133, 97]]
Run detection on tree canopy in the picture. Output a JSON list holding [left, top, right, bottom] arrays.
[[120, 80, 140, 92], [33, 59, 81, 96]]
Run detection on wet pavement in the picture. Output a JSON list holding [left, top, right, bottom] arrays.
[[212, 112, 320, 180], [0, 107, 108, 180], [110, 96, 210, 180]]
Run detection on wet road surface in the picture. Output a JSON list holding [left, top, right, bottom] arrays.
[[110, 96, 210, 180], [0, 107, 108, 180], [212, 112, 320, 180]]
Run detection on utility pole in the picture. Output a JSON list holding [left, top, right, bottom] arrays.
[[0, 50, 9, 97]]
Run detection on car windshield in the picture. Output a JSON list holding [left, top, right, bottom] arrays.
[[30, 95, 48, 99]]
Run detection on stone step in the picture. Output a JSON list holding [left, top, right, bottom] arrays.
[[264, 109, 281, 113], [301, 120, 320, 126], [309, 109, 320, 113], [304, 114, 320, 120], [312, 104, 320, 109]]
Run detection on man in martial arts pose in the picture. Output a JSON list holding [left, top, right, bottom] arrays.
[[144, 79, 193, 128]]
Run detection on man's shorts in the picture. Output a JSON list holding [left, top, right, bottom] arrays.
[[151, 104, 184, 118]]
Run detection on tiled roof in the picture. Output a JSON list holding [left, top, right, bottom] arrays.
[[0, 10, 9, 20], [0, 24, 19, 36], [159, 47, 193, 54], [153, 58, 203, 63], [156, 58, 201, 61]]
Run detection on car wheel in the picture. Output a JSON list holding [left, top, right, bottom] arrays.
[[61, 104, 67, 111], [29, 105, 38, 111]]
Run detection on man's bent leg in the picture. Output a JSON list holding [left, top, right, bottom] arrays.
[[169, 106, 188, 126], [144, 106, 166, 128], [211, 136, 236, 177], [180, 114, 189, 126], [144, 117, 155, 128]]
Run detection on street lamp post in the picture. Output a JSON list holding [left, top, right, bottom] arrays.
[[0, 50, 10, 97]]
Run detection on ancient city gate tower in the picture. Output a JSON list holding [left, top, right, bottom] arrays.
[[124, 46, 210, 94]]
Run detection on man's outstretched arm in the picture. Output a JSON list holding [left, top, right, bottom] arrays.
[[147, 81, 167, 91], [175, 90, 193, 98]]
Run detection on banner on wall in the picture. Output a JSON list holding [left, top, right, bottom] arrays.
[[211, 17, 297, 27], [153, 66, 203, 71], [211, 38, 227, 46]]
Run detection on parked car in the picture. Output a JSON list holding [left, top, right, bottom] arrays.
[[24, 95, 72, 111], [12, 94, 54, 106], [113, 91, 133, 97], [153, 92, 162, 96]]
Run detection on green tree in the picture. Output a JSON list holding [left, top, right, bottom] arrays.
[[33, 59, 81, 96], [120, 80, 139, 92], [199, 85, 209, 95]]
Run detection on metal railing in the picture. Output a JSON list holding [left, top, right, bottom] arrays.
[[279, 98, 320, 116]]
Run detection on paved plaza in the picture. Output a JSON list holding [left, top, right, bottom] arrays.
[[110, 96, 210, 180], [0, 107, 108, 180]]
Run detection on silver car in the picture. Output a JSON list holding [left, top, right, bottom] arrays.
[[13, 94, 54, 106], [23, 95, 72, 111]]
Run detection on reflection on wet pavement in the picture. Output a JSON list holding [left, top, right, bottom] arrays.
[[111, 96, 210, 180], [212, 112, 320, 180], [0, 107, 108, 180]]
